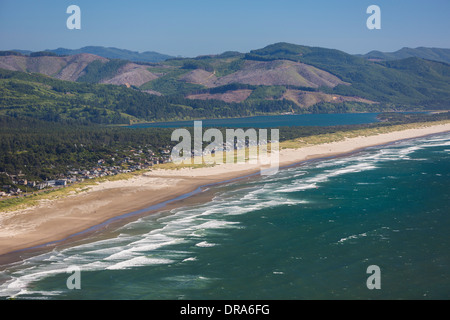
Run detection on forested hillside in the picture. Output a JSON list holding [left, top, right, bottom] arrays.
[[359, 47, 450, 64], [246, 43, 450, 108], [2, 42, 450, 112], [0, 68, 308, 124]]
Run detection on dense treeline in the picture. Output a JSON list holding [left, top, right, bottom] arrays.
[[0, 116, 175, 180], [377, 111, 450, 123], [307, 101, 405, 114], [29, 51, 61, 57], [190, 83, 318, 97], [0, 51, 24, 56], [181, 60, 215, 72], [191, 83, 257, 95]]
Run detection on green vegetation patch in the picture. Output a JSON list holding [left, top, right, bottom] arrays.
[[248, 86, 287, 100], [77, 59, 129, 83]]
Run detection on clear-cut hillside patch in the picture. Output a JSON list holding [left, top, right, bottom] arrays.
[[0, 54, 109, 81], [212, 60, 347, 88], [186, 89, 253, 103], [100, 63, 159, 87], [179, 69, 218, 88], [56, 54, 109, 81], [282, 89, 377, 108]]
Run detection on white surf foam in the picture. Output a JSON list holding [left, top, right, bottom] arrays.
[[106, 256, 174, 270], [195, 241, 216, 247]]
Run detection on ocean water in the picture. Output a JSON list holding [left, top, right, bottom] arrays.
[[0, 132, 449, 300], [128, 113, 381, 128]]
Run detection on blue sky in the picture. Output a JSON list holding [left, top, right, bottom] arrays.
[[0, 0, 449, 57]]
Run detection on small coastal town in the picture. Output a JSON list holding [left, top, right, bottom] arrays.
[[0, 137, 261, 199], [0, 146, 173, 199]]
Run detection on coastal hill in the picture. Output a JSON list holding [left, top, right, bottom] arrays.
[[1, 42, 450, 124], [358, 47, 450, 64], [0, 52, 108, 82], [49, 46, 174, 63], [0, 52, 160, 87]]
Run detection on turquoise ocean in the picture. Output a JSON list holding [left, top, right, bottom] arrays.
[[0, 131, 449, 300]]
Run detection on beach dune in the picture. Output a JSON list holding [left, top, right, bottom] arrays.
[[0, 122, 449, 260]]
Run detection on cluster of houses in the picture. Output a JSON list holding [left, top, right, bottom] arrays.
[[192, 137, 273, 157], [0, 147, 173, 198], [0, 139, 274, 199]]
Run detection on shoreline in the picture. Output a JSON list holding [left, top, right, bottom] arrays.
[[1, 122, 449, 265]]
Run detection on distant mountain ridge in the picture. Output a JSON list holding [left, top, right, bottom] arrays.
[[7, 45, 450, 64], [358, 47, 450, 64], [0, 53, 108, 81], [7, 46, 174, 63], [0, 53, 161, 86]]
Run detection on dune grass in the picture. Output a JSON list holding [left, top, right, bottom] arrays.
[[279, 120, 450, 149]]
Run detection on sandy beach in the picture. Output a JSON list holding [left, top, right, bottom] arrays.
[[1, 122, 449, 260]]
